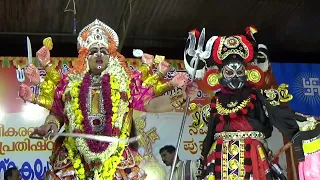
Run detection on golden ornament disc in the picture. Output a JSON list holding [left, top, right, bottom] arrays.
[[228, 144, 239, 156], [228, 159, 239, 170], [246, 69, 261, 83], [207, 174, 215, 180], [207, 73, 220, 86], [189, 103, 197, 110], [228, 173, 239, 180]]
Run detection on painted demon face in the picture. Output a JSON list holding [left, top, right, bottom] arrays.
[[220, 61, 247, 90]]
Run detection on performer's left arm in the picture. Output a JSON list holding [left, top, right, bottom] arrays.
[[257, 90, 320, 170], [256, 91, 310, 140], [144, 82, 198, 113]]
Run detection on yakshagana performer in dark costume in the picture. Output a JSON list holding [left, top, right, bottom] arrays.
[[183, 27, 320, 180]]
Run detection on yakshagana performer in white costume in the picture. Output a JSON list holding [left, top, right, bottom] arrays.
[[18, 19, 198, 180], [183, 27, 320, 180]]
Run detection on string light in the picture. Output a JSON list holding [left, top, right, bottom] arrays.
[[64, 0, 77, 34]]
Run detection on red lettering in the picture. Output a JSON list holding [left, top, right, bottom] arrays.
[[188, 125, 198, 136], [183, 138, 198, 155]]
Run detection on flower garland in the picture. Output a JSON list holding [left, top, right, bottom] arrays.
[[79, 74, 113, 154], [63, 56, 131, 180], [64, 79, 86, 179]]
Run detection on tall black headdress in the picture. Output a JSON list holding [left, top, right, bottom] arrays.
[[184, 27, 270, 90]]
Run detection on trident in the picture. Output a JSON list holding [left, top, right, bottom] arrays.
[[169, 29, 217, 180]]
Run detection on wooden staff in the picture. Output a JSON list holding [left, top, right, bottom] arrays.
[[271, 142, 292, 161]]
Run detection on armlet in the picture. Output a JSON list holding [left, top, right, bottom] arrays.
[[143, 72, 174, 96], [259, 83, 293, 106], [153, 82, 174, 96], [37, 67, 62, 110], [45, 65, 61, 84], [38, 79, 57, 110], [143, 72, 163, 87], [137, 64, 151, 81]]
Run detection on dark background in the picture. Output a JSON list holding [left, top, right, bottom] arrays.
[[1, 0, 320, 63]]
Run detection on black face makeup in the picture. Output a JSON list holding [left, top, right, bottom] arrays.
[[220, 61, 247, 90]]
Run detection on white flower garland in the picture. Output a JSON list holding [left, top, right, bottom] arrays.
[[64, 55, 131, 165]]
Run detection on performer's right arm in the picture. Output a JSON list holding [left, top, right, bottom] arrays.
[[45, 77, 69, 131], [29, 77, 68, 139]]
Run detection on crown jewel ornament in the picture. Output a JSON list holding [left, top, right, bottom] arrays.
[[77, 19, 119, 49]]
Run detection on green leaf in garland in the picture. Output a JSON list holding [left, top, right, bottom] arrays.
[[171, 61, 178, 71], [33, 58, 41, 67], [1, 59, 10, 68], [62, 59, 69, 67]]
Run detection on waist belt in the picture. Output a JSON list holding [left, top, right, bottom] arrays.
[[214, 131, 265, 140]]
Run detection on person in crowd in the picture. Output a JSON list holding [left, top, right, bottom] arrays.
[[4, 167, 22, 180], [159, 145, 198, 180]]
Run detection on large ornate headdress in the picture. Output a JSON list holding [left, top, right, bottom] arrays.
[[70, 19, 121, 74], [77, 19, 119, 49], [184, 27, 270, 90]]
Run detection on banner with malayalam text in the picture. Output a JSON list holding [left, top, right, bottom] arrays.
[[0, 57, 288, 179]]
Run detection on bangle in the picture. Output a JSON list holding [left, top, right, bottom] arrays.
[[35, 79, 43, 88], [45, 118, 61, 130], [44, 62, 52, 69], [170, 92, 186, 108], [32, 93, 39, 104], [155, 71, 165, 79], [166, 81, 174, 89], [142, 63, 151, 68]]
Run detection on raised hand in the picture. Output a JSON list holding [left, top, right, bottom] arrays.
[[158, 61, 172, 75], [36, 46, 51, 67], [171, 72, 189, 88], [25, 64, 40, 85], [141, 53, 154, 66], [184, 82, 199, 101], [19, 84, 33, 102]]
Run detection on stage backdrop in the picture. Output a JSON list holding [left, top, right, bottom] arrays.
[[0, 57, 287, 179], [272, 63, 320, 117]]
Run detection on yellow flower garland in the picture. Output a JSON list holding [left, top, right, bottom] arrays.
[[111, 75, 121, 127], [63, 74, 131, 180], [65, 80, 86, 179], [100, 75, 130, 180]]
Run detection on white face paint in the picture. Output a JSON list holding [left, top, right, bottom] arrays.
[[221, 61, 247, 90], [87, 43, 110, 74], [222, 62, 245, 78]]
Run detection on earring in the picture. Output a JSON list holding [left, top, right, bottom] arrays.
[[204, 69, 222, 90]]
